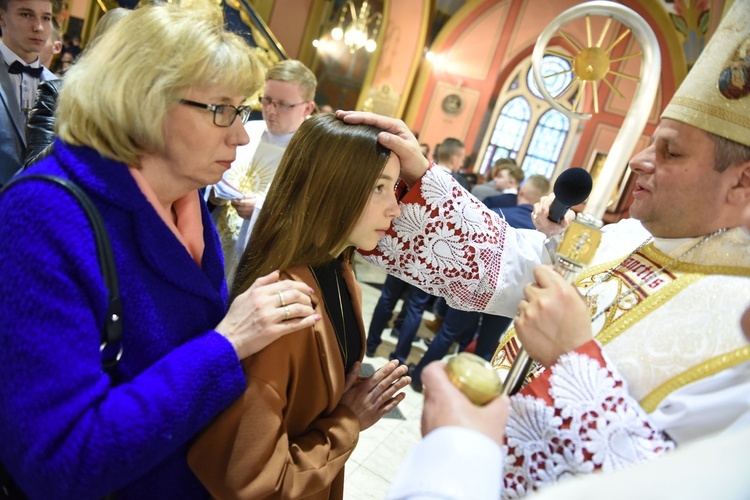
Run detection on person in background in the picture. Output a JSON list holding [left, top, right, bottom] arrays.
[[420, 142, 430, 158], [0, 0, 57, 186], [55, 47, 72, 76], [38, 16, 60, 69], [483, 158, 525, 208], [435, 137, 471, 190], [472, 157, 515, 201], [24, 7, 131, 168], [365, 274, 412, 357], [207, 59, 317, 283], [492, 174, 550, 230], [189, 114, 409, 499], [0, 5, 318, 497]]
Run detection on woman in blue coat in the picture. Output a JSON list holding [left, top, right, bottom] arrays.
[[0, 4, 318, 498]]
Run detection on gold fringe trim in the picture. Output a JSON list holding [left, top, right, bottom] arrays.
[[640, 346, 750, 413], [670, 96, 750, 130]]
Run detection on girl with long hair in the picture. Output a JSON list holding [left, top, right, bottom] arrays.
[[189, 113, 410, 499]]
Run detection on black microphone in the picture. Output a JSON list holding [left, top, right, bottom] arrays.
[[547, 168, 593, 223]]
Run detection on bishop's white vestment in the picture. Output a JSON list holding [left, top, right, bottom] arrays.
[[363, 167, 750, 497]]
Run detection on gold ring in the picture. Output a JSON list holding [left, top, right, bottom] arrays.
[[283, 305, 290, 321], [278, 291, 286, 308]]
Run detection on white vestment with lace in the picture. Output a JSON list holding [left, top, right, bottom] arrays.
[[363, 166, 750, 497]]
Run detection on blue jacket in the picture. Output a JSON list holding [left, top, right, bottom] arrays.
[[483, 192, 517, 209], [0, 140, 246, 499], [493, 203, 536, 230]]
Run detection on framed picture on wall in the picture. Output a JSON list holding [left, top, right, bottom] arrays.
[[441, 93, 464, 115], [586, 150, 632, 213]]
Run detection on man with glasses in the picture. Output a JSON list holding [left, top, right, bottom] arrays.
[[207, 59, 316, 282]]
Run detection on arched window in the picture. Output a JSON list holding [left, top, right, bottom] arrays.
[[521, 109, 570, 177], [479, 53, 576, 179], [527, 55, 573, 99], [481, 96, 530, 173]]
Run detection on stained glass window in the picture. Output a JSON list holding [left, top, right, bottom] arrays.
[[480, 54, 574, 178], [527, 55, 573, 99], [481, 96, 530, 173], [521, 109, 570, 177]]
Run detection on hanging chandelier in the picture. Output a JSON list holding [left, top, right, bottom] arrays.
[[328, 0, 383, 53]]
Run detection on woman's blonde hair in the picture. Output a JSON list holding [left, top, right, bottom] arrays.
[[56, 3, 263, 166], [86, 7, 131, 52], [231, 114, 391, 300]]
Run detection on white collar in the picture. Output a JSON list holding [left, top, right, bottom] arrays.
[[262, 129, 295, 147], [651, 236, 695, 254]]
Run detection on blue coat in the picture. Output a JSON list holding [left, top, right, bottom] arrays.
[[493, 203, 536, 230], [0, 61, 56, 185], [483, 192, 517, 209], [0, 140, 246, 499]]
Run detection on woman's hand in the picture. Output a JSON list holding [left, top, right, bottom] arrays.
[[215, 270, 319, 360], [335, 110, 429, 187], [339, 360, 410, 431], [514, 265, 592, 367], [230, 194, 257, 220], [420, 362, 509, 445], [532, 194, 575, 238]]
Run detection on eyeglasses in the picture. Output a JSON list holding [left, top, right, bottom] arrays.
[[259, 95, 308, 112], [180, 99, 252, 127]]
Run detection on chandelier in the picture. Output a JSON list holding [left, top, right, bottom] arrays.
[[329, 0, 383, 53]]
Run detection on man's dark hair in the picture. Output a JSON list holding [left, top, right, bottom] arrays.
[[710, 132, 750, 172], [437, 137, 464, 164]]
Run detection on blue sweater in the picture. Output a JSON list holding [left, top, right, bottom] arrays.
[[0, 140, 246, 499]]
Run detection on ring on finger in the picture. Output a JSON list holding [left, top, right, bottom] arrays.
[[283, 305, 291, 321], [278, 291, 286, 308]]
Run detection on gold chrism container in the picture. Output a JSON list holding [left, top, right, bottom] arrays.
[[446, 353, 504, 405]]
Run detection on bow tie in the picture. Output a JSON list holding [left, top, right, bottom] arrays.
[[7, 60, 43, 78]]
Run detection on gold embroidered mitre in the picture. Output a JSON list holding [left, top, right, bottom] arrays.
[[661, 1, 750, 147]]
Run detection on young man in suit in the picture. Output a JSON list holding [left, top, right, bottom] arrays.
[[0, 0, 57, 186]]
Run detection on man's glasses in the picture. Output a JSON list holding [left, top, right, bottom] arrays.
[[180, 99, 252, 127], [259, 95, 308, 112]]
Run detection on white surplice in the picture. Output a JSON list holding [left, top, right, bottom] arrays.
[[363, 166, 750, 497]]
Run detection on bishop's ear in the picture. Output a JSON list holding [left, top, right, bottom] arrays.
[[728, 161, 750, 205]]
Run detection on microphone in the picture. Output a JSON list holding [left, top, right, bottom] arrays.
[[547, 168, 593, 223]]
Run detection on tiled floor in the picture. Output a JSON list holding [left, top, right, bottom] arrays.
[[343, 255, 438, 499]]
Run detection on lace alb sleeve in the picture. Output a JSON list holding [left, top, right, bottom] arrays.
[[361, 167, 544, 317], [501, 341, 675, 498]]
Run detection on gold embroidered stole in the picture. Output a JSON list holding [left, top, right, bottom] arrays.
[[492, 228, 750, 409]]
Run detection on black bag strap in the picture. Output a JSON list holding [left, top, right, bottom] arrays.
[[0, 175, 122, 499], [1, 174, 123, 375]]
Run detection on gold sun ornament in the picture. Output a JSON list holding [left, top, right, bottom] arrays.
[[531, 1, 659, 126], [530, 0, 660, 218], [540, 15, 644, 115]]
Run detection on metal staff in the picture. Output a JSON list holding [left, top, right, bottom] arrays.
[[501, 1, 661, 397]]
